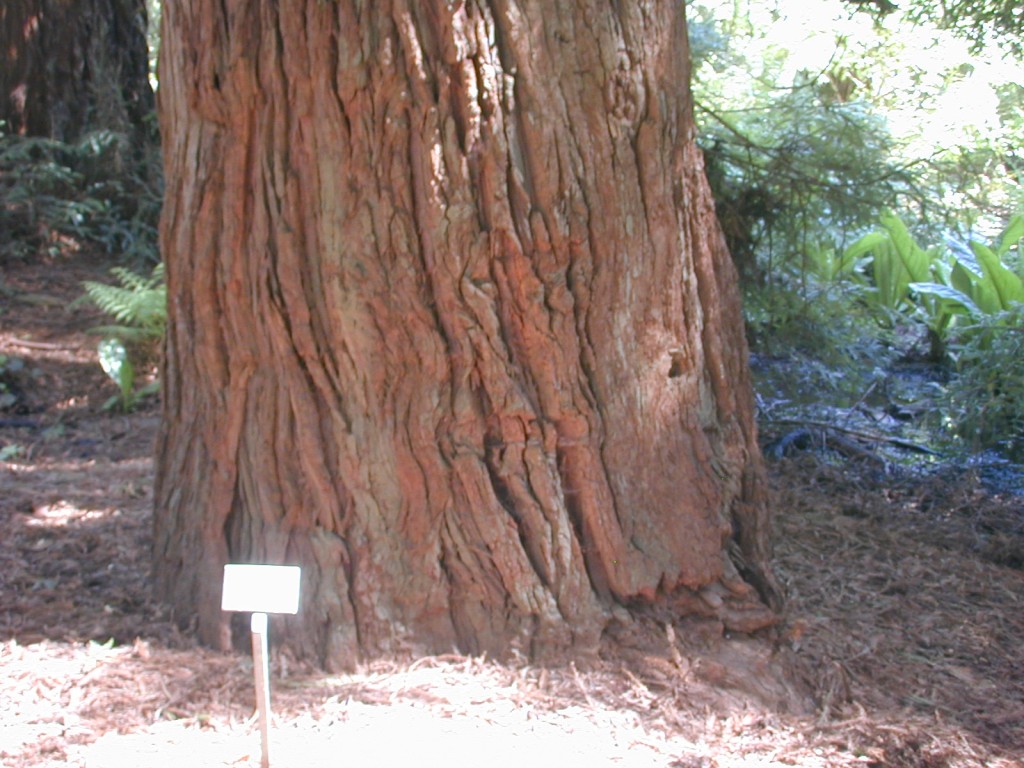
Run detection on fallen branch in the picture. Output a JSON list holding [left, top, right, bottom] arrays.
[[7, 337, 82, 351], [765, 419, 940, 459]]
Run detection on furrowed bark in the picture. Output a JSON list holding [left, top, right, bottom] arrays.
[[154, 0, 779, 670]]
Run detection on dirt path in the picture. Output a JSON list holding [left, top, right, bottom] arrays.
[[2, 256, 1023, 767]]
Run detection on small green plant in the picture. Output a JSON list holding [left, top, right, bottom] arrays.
[[83, 262, 167, 342], [83, 263, 166, 411], [841, 211, 946, 337], [941, 306, 1024, 458], [0, 444, 24, 461], [96, 338, 159, 412], [803, 234, 882, 284]]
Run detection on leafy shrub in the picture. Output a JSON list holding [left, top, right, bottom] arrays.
[[940, 215, 1024, 317], [941, 306, 1024, 458], [832, 212, 1024, 454], [692, 1, 1024, 296], [698, 82, 908, 285], [0, 125, 160, 264]]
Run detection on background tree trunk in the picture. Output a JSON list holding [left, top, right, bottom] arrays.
[[0, 0, 151, 141], [155, 0, 780, 670]]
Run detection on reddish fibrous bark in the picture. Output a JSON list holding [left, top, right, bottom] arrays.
[[154, 0, 780, 671]]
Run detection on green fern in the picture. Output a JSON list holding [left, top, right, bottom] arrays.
[[82, 263, 165, 412], [0, 126, 161, 263], [83, 262, 166, 341]]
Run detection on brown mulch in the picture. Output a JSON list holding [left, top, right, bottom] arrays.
[[773, 458, 1024, 750], [2, 255, 1023, 767]]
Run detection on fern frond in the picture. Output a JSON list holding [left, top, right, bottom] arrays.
[[83, 262, 166, 340]]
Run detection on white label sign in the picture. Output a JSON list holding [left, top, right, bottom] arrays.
[[221, 564, 302, 615]]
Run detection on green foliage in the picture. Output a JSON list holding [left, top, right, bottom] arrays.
[[97, 338, 134, 408], [83, 263, 167, 342], [693, 0, 1024, 293], [861, 212, 935, 311], [804, 233, 883, 283], [941, 306, 1024, 458], [744, 276, 894, 402], [694, 1, 1024, 460], [691, 2, 930, 285], [697, 77, 910, 282], [747, 206, 1024, 456], [0, 125, 160, 265], [83, 263, 166, 412], [840, 212, 1022, 355], [832, 212, 1024, 453], [896, 0, 1024, 57], [845, 1, 1024, 58], [0, 444, 24, 461], [909, 82, 1024, 234]]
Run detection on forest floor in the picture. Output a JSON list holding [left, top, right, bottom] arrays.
[[2, 254, 1023, 768]]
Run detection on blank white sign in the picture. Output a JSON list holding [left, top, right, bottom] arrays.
[[221, 564, 302, 614]]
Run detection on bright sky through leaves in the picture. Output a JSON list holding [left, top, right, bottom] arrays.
[[710, 0, 1017, 148]]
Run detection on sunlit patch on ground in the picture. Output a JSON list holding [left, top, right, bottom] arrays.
[[22, 500, 117, 528], [0, 640, 900, 768]]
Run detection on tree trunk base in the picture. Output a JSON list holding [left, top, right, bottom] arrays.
[[603, 614, 814, 716]]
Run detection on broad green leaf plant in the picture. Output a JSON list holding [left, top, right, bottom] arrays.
[[847, 211, 1024, 454], [848, 212, 1024, 347]]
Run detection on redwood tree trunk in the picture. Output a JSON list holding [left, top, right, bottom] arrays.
[[0, 0, 151, 141], [155, 0, 780, 670]]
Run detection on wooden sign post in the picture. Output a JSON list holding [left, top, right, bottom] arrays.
[[221, 564, 302, 768]]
